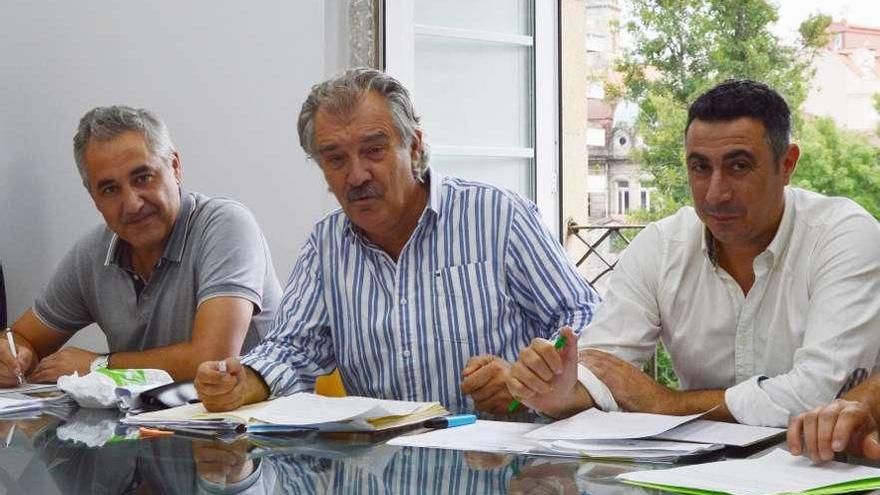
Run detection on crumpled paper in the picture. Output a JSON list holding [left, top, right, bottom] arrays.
[[57, 368, 173, 409]]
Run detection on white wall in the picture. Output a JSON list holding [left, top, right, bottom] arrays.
[[0, 1, 342, 351]]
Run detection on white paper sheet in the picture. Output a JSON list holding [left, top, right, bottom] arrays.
[[387, 420, 544, 454], [525, 408, 705, 441], [652, 419, 785, 447], [618, 449, 880, 495], [0, 383, 58, 395], [547, 438, 723, 461]]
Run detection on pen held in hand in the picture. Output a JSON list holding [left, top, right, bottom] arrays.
[[5, 330, 24, 385], [507, 335, 568, 413]]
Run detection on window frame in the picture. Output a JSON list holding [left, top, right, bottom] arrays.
[[381, 0, 561, 234]]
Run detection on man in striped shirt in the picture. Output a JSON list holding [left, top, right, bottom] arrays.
[[194, 68, 599, 415]]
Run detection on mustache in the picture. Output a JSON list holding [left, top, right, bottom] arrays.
[[121, 204, 158, 224], [346, 183, 383, 202], [701, 205, 746, 216]]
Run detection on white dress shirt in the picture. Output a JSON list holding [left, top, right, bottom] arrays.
[[579, 187, 880, 426]]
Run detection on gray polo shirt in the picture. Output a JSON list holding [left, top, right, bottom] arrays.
[[33, 191, 281, 354]]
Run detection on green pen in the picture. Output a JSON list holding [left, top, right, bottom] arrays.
[[507, 335, 568, 413]]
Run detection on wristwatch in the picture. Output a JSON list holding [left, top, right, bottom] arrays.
[[90, 354, 110, 372]]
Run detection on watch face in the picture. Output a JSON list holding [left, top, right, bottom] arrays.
[[90, 355, 108, 372]]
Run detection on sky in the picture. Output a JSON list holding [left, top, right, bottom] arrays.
[[774, 0, 880, 42]]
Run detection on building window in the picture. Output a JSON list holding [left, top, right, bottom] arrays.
[[616, 180, 631, 214], [383, 0, 558, 230]]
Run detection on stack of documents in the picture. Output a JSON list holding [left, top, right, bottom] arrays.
[[0, 383, 59, 395], [618, 448, 880, 495], [123, 393, 448, 433], [0, 393, 72, 417], [388, 420, 722, 462], [389, 409, 784, 463]]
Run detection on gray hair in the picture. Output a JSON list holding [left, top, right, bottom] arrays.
[[73, 105, 176, 189], [297, 68, 430, 181]]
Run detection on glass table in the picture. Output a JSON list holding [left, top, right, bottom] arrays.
[[0, 407, 874, 495]]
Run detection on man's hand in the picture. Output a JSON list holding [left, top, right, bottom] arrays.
[[193, 438, 255, 485], [29, 347, 97, 383], [506, 327, 590, 418], [195, 358, 269, 412], [0, 336, 36, 387], [461, 354, 516, 415], [582, 348, 676, 414], [788, 399, 880, 463]]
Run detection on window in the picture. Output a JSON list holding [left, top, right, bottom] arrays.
[[383, 0, 559, 231], [616, 180, 630, 214]]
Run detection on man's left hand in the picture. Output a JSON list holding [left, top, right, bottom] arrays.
[[29, 347, 99, 383], [582, 348, 676, 414], [461, 354, 515, 415]]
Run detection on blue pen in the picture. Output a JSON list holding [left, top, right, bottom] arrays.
[[423, 414, 477, 429]]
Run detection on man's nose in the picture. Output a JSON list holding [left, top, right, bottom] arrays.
[[705, 170, 733, 204], [121, 186, 145, 213], [347, 156, 372, 187]]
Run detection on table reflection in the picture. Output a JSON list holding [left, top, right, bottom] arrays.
[[0, 410, 671, 495]]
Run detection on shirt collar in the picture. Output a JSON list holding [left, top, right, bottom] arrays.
[[341, 168, 440, 241], [104, 189, 195, 267], [700, 187, 794, 268]]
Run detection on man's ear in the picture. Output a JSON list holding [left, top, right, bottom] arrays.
[[410, 129, 423, 164], [780, 144, 799, 185], [170, 151, 183, 184]]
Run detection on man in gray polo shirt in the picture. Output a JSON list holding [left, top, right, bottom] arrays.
[[0, 106, 281, 385]]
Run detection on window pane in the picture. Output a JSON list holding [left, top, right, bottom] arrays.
[[415, 0, 533, 36], [431, 156, 534, 198], [415, 37, 534, 148]]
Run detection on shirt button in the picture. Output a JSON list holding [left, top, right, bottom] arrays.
[[400, 297, 407, 305], [133, 275, 140, 281], [402, 350, 411, 358]]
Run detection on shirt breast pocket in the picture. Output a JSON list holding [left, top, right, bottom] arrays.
[[432, 261, 502, 344]]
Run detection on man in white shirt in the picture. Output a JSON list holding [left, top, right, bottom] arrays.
[[507, 79, 880, 426]]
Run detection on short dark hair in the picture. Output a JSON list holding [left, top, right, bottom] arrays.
[[686, 79, 791, 164]]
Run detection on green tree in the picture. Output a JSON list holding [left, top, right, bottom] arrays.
[[617, 0, 830, 217], [793, 117, 880, 217]]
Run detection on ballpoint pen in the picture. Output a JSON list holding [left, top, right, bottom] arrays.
[[5, 329, 24, 385], [507, 335, 567, 413]]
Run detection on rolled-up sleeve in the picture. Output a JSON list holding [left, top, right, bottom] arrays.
[[240, 236, 334, 397]]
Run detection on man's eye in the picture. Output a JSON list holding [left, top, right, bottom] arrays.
[[367, 146, 384, 156], [688, 163, 709, 173], [135, 174, 153, 184], [100, 185, 118, 196], [730, 162, 751, 173]]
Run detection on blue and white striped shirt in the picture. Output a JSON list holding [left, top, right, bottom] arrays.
[[241, 170, 599, 413]]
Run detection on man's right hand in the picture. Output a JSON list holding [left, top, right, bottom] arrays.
[[506, 327, 592, 418], [788, 399, 880, 462], [194, 358, 269, 412], [0, 335, 36, 387]]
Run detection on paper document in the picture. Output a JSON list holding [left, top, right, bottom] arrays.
[[124, 393, 448, 433], [0, 393, 71, 416], [652, 419, 785, 447], [388, 420, 544, 454], [0, 383, 59, 395], [547, 438, 723, 462], [526, 409, 705, 441], [618, 448, 880, 495], [388, 420, 722, 462]]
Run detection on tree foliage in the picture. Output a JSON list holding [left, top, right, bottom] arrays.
[[617, 0, 831, 217], [793, 117, 880, 217]]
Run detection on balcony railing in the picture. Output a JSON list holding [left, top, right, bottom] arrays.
[[566, 221, 646, 286], [565, 221, 679, 385]]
